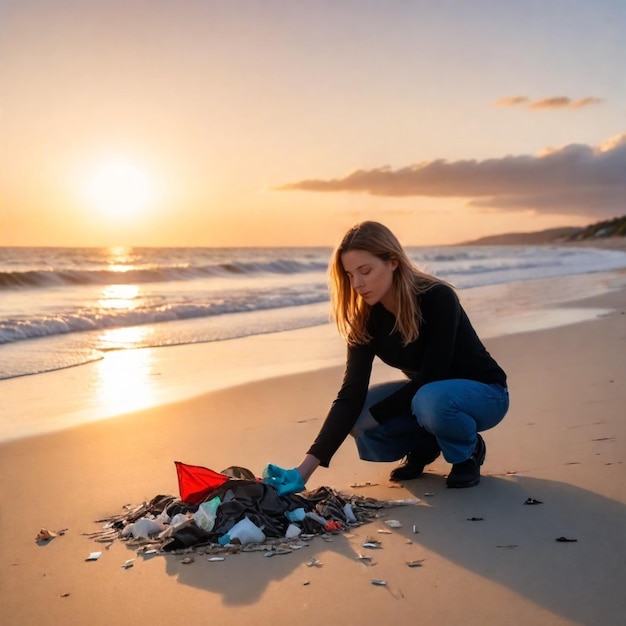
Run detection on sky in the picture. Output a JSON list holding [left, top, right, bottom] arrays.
[[1, 0, 624, 247]]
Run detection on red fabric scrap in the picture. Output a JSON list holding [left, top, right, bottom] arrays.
[[175, 461, 229, 504]]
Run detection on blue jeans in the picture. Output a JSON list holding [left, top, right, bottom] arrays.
[[356, 379, 509, 464]]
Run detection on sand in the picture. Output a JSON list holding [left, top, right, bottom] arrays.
[[1, 285, 625, 625]]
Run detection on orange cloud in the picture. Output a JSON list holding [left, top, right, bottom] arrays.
[[276, 134, 626, 217], [493, 96, 529, 107], [495, 95, 604, 110]]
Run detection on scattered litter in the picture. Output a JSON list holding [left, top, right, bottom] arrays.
[[121, 559, 135, 569], [356, 554, 373, 564], [556, 536, 578, 542], [466, 517, 484, 521], [406, 559, 425, 567], [424, 492, 437, 497], [60, 593, 70, 598], [121, 517, 165, 540], [351, 482, 379, 488], [303, 581, 310, 586], [496, 545, 518, 549], [371, 579, 387, 586], [387, 498, 421, 506], [377, 529, 392, 534], [506, 470, 518, 475], [181, 556, 195, 564], [412, 525, 419, 534], [36, 529, 57, 542], [592, 437, 614, 442], [138, 547, 159, 557], [207, 556, 225, 562], [362, 539, 382, 549], [85, 551, 102, 561], [384, 519, 402, 528], [524, 497, 543, 505], [264, 546, 292, 557], [306, 557, 323, 568]]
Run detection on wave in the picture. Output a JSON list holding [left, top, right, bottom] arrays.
[[0, 258, 329, 290], [0, 290, 330, 345]]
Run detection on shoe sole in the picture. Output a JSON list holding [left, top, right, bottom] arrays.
[[475, 434, 486, 465]]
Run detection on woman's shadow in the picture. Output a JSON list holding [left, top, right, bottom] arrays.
[[163, 471, 624, 624]]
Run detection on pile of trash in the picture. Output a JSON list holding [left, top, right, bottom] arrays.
[[84, 462, 412, 556]]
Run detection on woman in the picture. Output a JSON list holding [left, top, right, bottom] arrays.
[[265, 221, 509, 493]]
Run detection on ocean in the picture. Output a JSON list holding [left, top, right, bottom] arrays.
[[1, 244, 626, 381]]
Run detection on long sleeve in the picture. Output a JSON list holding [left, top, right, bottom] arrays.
[[306, 341, 375, 467]]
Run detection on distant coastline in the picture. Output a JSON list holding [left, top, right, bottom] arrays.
[[459, 215, 626, 251]]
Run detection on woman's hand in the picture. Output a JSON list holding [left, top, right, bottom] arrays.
[[295, 454, 320, 482]]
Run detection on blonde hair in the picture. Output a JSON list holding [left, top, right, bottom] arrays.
[[329, 221, 443, 346]]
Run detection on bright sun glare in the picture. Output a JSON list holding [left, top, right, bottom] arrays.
[[84, 158, 154, 219]]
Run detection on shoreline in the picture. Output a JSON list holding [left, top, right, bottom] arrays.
[[0, 268, 625, 444]]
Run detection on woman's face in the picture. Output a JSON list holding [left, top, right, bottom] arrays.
[[341, 249, 398, 311]]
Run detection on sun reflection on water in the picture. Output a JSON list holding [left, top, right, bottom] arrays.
[[93, 346, 159, 417], [99, 284, 140, 310]]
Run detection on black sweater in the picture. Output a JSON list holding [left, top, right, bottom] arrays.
[[307, 283, 507, 466]]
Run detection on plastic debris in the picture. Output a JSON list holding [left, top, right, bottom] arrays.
[[377, 529, 392, 534], [524, 498, 543, 505], [384, 519, 402, 528], [356, 553, 373, 563], [193, 497, 220, 531], [85, 551, 102, 561], [137, 547, 159, 557], [324, 520, 343, 532], [285, 523, 302, 539], [219, 517, 266, 546], [371, 579, 387, 586], [362, 539, 382, 549], [342, 503, 357, 523], [121, 517, 164, 540], [406, 559, 425, 567], [264, 546, 292, 557], [466, 517, 484, 521], [121, 559, 135, 569], [207, 557, 225, 562], [496, 544, 518, 549], [386, 498, 421, 506], [412, 525, 419, 534], [306, 557, 323, 568], [181, 556, 195, 564], [424, 492, 437, 497], [556, 536, 578, 542]]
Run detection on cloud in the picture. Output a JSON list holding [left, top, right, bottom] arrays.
[[493, 96, 529, 107], [276, 133, 626, 217], [493, 95, 604, 109]]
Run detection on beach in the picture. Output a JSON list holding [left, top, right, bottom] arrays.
[[0, 267, 625, 626]]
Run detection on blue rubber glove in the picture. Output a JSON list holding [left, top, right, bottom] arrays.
[[262, 464, 305, 496]]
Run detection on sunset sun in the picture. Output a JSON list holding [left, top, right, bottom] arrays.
[[84, 158, 154, 219]]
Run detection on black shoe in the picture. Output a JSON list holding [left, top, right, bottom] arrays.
[[390, 446, 440, 482], [446, 434, 486, 489]]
